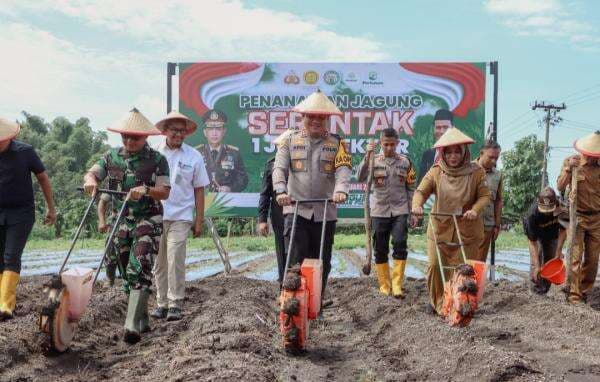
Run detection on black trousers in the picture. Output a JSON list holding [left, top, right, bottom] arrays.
[[532, 238, 557, 295], [284, 214, 335, 293], [372, 215, 408, 264], [0, 215, 35, 274], [272, 209, 286, 284]]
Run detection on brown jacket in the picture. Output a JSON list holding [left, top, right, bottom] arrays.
[[557, 155, 600, 213], [356, 153, 416, 217], [413, 164, 490, 246], [272, 130, 351, 221]]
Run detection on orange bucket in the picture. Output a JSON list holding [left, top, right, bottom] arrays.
[[467, 260, 487, 301], [540, 258, 566, 285]]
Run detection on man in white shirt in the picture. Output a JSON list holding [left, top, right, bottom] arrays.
[[152, 111, 210, 321]]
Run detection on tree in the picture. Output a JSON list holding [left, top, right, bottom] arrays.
[[501, 134, 546, 221], [17, 112, 110, 238]]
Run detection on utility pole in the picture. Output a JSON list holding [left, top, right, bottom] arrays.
[[532, 101, 566, 190]]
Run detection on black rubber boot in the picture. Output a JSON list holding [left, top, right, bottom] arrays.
[[106, 263, 116, 286]]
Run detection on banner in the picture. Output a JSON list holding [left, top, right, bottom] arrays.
[[178, 62, 486, 217]]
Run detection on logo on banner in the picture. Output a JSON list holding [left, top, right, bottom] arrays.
[[303, 70, 319, 84], [284, 71, 300, 85], [323, 70, 340, 85], [345, 72, 358, 82], [363, 71, 383, 86]]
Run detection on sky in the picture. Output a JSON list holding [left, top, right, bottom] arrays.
[[1, 0, 599, 187]]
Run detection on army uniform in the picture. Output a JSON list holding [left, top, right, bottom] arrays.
[[273, 129, 351, 293], [475, 157, 503, 262], [356, 152, 416, 297], [557, 153, 600, 304], [89, 144, 170, 291], [197, 143, 248, 192]]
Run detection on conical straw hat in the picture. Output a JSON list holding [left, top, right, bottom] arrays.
[[155, 111, 197, 136], [0, 118, 20, 142], [292, 89, 342, 116], [574, 131, 600, 158], [107, 108, 161, 136], [273, 128, 296, 146], [433, 127, 475, 149]]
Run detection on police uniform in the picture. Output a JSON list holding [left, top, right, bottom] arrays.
[[557, 132, 600, 304], [273, 128, 351, 293], [356, 152, 416, 297], [474, 157, 503, 262], [196, 110, 248, 192]]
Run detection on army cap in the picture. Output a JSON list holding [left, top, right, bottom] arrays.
[[0, 117, 20, 142], [202, 109, 228, 128], [537, 187, 558, 213]]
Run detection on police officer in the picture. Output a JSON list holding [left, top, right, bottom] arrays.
[[557, 131, 600, 304], [196, 109, 248, 192], [258, 129, 294, 287], [273, 90, 352, 303], [83, 108, 170, 344], [356, 128, 418, 298], [474, 140, 503, 262]]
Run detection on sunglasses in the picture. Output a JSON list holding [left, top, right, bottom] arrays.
[[122, 134, 144, 142]]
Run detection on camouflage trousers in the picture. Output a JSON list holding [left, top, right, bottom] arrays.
[[113, 214, 163, 292]]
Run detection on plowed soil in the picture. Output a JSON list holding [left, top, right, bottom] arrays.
[[2, 275, 600, 381]]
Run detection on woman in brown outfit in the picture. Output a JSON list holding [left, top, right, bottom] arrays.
[[411, 128, 490, 314]]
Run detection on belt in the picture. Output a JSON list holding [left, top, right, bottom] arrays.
[[577, 210, 600, 216]]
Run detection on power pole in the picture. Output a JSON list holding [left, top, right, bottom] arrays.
[[532, 101, 566, 191]]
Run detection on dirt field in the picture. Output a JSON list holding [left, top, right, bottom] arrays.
[[2, 273, 600, 382]]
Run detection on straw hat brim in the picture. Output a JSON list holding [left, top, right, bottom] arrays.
[[0, 118, 20, 142], [155, 111, 198, 136], [433, 128, 475, 149], [292, 90, 343, 116], [573, 134, 600, 158], [107, 108, 161, 136]]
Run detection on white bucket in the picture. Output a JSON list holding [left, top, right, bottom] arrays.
[[61, 267, 94, 321]]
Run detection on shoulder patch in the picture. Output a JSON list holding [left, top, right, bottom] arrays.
[[406, 165, 417, 185], [335, 140, 352, 169]]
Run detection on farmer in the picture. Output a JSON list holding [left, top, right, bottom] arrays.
[[523, 187, 564, 294], [557, 131, 600, 304], [474, 140, 503, 262], [417, 109, 454, 184], [196, 109, 248, 192], [273, 90, 351, 306], [356, 128, 418, 298], [0, 118, 56, 320], [258, 129, 294, 287], [151, 111, 209, 321], [411, 128, 490, 315], [83, 108, 170, 343]]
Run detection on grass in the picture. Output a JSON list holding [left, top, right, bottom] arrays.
[[25, 230, 528, 252]]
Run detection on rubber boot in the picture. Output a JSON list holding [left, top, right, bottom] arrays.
[[0, 271, 20, 320], [392, 260, 406, 299], [138, 288, 151, 333], [123, 288, 149, 344], [375, 263, 392, 296]]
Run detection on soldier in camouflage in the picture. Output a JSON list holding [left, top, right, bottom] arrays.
[[196, 109, 248, 192], [83, 108, 170, 344]]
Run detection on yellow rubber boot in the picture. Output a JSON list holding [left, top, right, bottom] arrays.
[[375, 263, 392, 296], [392, 260, 406, 299], [0, 271, 20, 319]]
